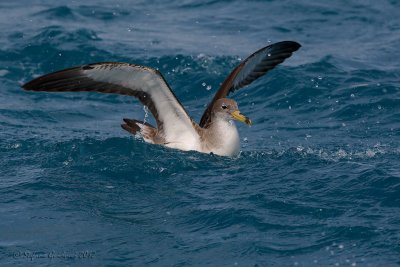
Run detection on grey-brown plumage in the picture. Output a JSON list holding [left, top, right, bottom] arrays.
[[22, 41, 301, 156]]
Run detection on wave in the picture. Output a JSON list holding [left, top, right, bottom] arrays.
[[1, 137, 397, 173]]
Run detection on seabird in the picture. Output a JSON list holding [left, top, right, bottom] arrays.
[[22, 41, 301, 156]]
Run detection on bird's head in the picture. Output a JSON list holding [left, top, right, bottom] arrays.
[[212, 98, 252, 125]]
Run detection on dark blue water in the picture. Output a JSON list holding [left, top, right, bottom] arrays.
[[1, 1, 400, 266]]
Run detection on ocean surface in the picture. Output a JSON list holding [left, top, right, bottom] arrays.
[[1, 0, 400, 266]]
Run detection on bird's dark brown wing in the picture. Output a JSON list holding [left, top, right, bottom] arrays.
[[199, 41, 301, 128]]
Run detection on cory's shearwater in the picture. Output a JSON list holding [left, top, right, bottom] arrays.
[[22, 41, 301, 156]]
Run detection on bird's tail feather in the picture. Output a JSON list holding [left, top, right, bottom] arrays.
[[121, 119, 157, 144]]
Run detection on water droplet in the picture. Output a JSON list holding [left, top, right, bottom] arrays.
[[351, 93, 355, 98], [288, 105, 292, 110], [267, 53, 271, 57], [243, 137, 248, 142], [143, 106, 149, 123], [318, 76, 322, 80], [338, 244, 344, 249], [378, 105, 382, 110], [202, 82, 206, 87], [308, 99, 312, 103], [342, 122, 346, 127], [206, 85, 212, 90]]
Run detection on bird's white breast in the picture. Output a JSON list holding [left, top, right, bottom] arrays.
[[204, 119, 240, 156]]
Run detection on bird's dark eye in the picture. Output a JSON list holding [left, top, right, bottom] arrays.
[[221, 104, 228, 109]]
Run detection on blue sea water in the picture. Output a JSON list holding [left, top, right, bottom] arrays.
[[1, 0, 400, 266]]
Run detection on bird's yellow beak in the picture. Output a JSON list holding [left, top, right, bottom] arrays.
[[231, 110, 252, 125]]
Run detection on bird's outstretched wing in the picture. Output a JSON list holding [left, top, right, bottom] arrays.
[[199, 41, 301, 128], [22, 62, 198, 140]]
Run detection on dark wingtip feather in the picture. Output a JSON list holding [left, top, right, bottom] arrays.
[[272, 41, 301, 53], [22, 76, 48, 91], [22, 77, 47, 91], [286, 41, 301, 50], [21, 65, 84, 92], [22, 78, 38, 91], [290, 41, 301, 51]]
